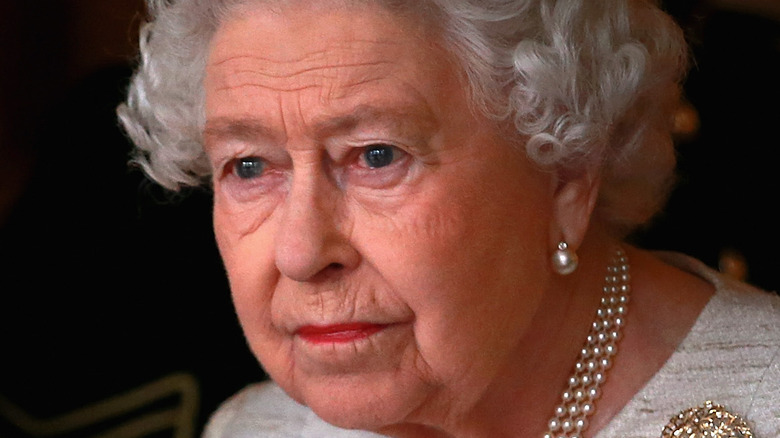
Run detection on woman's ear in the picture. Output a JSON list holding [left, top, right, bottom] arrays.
[[549, 166, 601, 251]]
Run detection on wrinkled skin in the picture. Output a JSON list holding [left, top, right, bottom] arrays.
[[203, 2, 584, 436]]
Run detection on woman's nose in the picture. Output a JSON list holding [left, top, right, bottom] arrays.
[[274, 171, 359, 282]]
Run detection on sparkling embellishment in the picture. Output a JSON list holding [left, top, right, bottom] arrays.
[[542, 249, 630, 438], [661, 401, 754, 438]]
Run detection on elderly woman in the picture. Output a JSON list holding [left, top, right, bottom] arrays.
[[118, 0, 780, 437]]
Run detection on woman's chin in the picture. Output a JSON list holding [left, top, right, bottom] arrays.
[[264, 324, 428, 428], [294, 374, 426, 432]]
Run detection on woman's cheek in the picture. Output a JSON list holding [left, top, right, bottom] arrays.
[[216, 203, 282, 355], [213, 175, 286, 241], [212, 188, 285, 331]]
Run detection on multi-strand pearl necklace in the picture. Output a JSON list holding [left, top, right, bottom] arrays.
[[542, 248, 631, 438]]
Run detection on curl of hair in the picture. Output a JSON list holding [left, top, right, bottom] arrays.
[[119, 0, 688, 233], [118, 0, 236, 190], [429, 0, 688, 234]]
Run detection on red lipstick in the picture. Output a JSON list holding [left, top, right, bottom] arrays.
[[296, 323, 386, 344]]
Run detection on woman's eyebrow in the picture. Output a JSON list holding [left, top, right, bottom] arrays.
[[203, 118, 279, 150], [312, 104, 438, 138], [203, 104, 438, 150]]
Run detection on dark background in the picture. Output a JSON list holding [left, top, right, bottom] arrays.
[[0, 2, 262, 438], [0, 1, 778, 437]]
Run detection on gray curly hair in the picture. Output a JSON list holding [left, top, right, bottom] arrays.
[[117, 0, 688, 235]]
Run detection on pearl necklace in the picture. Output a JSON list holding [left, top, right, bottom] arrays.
[[542, 249, 631, 438]]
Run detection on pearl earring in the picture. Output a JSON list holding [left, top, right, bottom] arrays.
[[552, 241, 578, 275]]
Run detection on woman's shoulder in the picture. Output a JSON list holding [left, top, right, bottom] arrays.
[[660, 251, 780, 405], [687, 257, 780, 435], [658, 250, 780, 334], [202, 381, 387, 438], [598, 251, 780, 437]]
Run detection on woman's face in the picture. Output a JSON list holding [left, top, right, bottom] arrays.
[[205, 2, 556, 431]]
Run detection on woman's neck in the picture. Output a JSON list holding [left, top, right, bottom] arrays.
[[383, 233, 630, 437], [382, 232, 714, 438]]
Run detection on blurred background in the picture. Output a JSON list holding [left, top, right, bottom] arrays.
[[0, 1, 778, 437], [0, 2, 261, 438]]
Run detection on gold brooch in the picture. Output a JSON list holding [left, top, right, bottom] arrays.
[[662, 401, 753, 437]]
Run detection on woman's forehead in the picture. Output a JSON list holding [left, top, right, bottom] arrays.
[[208, 0, 437, 61], [203, 2, 464, 130]]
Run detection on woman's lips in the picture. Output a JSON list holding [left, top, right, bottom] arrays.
[[291, 322, 411, 374], [295, 322, 387, 344]]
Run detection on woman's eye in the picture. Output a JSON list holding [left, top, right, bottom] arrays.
[[363, 144, 396, 169], [234, 157, 265, 179]]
